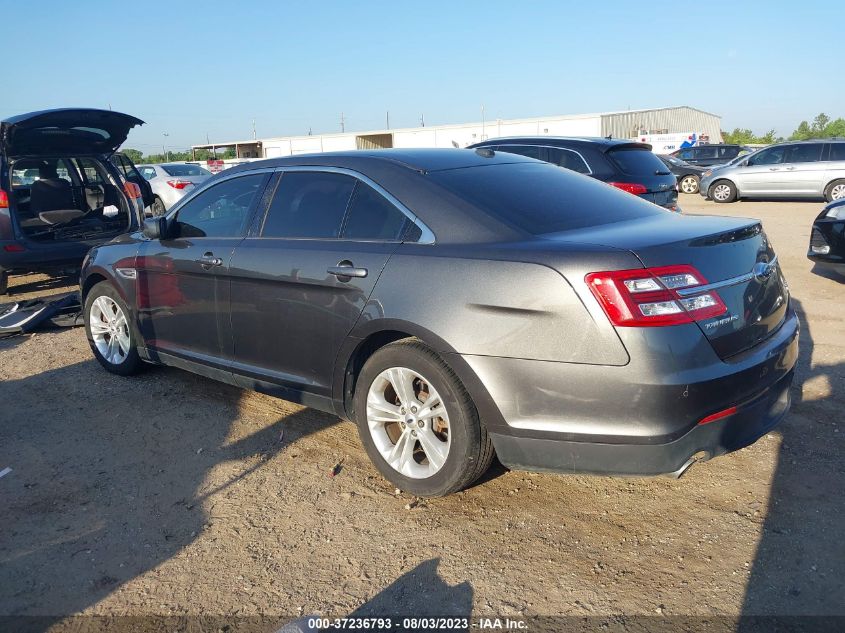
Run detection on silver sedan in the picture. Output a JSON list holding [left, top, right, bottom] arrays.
[[138, 163, 212, 215]]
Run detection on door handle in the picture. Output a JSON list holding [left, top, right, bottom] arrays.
[[196, 252, 224, 268], [785, 166, 796, 171], [768, 167, 780, 171], [327, 264, 368, 279]]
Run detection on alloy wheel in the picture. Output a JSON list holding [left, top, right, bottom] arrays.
[[712, 183, 732, 201], [366, 366, 451, 479], [680, 176, 698, 194], [89, 296, 131, 365]]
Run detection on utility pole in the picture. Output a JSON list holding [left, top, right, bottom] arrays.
[[162, 133, 169, 162], [308, 127, 313, 136], [340, 112, 345, 133], [481, 104, 486, 140], [252, 119, 257, 140], [386, 111, 390, 130], [420, 114, 425, 127]]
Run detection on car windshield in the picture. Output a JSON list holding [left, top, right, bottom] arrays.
[[161, 164, 211, 177], [430, 162, 664, 235]]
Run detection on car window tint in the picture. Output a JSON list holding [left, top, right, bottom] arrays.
[[262, 171, 355, 238], [678, 148, 694, 160], [162, 164, 212, 177], [431, 162, 663, 235], [175, 174, 264, 238], [608, 148, 669, 176], [75, 158, 105, 184], [749, 146, 786, 166], [342, 182, 409, 240], [495, 145, 541, 160], [141, 167, 157, 180], [830, 144, 845, 161], [784, 143, 824, 163], [545, 148, 591, 174]]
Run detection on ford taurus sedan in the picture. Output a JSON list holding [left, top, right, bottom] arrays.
[[80, 149, 798, 497]]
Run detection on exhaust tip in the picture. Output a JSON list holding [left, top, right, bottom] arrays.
[[667, 450, 711, 479]]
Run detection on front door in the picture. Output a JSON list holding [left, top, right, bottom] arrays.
[[228, 170, 413, 404], [736, 145, 788, 195], [136, 172, 268, 370]]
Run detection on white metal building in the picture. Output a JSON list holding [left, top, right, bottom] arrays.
[[190, 106, 722, 160]]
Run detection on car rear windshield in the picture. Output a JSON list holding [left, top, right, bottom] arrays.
[[608, 148, 669, 176], [161, 164, 211, 177], [429, 163, 664, 234]]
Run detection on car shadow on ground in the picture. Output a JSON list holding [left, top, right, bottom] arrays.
[[0, 360, 340, 631], [740, 298, 845, 626], [5, 274, 78, 297]]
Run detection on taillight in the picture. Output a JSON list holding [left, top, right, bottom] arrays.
[[585, 265, 727, 327], [609, 182, 648, 195], [167, 179, 193, 190], [123, 182, 142, 199], [0, 189, 8, 209], [3, 243, 25, 252], [698, 406, 738, 425]]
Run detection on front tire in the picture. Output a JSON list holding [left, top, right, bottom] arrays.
[[679, 175, 700, 195], [710, 180, 737, 203], [824, 179, 845, 203], [84, 281, 143, 376], [353, 339, 494, 497]]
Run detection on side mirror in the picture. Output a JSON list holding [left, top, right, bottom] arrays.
[[142, 216, 168, 240]]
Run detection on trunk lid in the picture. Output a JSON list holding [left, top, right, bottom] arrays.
[[0, 109, 144, 157], [605, 144, 678, 209], [550, 214, 789, 359]]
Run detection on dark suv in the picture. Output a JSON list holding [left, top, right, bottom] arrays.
[[469, 137, 679, 211], [670, 144, 751, 167], [0, 108, 152, 294]]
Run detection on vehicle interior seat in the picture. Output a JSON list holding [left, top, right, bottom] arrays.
[[29, 178, 86, 226]]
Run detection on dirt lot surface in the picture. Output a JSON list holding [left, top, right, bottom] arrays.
[[1, 196, 843, 630]]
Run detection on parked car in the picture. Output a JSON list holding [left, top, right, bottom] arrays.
[[670, 144, 751, 167], [81, 149, 798, 497], [700, 140, 845, 203], [0, 108, 152, 294], [468, 137, 679, 211], [138, 163, 212, 216], [807, 198, 845, 274], [658, 155, 707, 194]]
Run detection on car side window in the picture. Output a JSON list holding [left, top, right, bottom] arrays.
[[261, 171, 356, 238], [141, 167, 157, 180], [174, 174, 264, 238], [784, 143, 824, 164], [545, 148, 591, 174], [342, 182, 410, 240], [496, 145, 541, 160], [678, 148, 695, 160], [830, 144, 845, 161], [748, 146, 786, 166]]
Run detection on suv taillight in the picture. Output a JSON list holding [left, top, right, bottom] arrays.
[[123, 182, 142, 199], [0, 189, 8, 209], [167, 179, 193, 190], [585, 265, 727, 327], [609, 182, 648, 195]]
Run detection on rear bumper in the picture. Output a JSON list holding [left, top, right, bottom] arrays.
[[490, 368, 792, 476], [0, 240, 92, 273], [463, 307, 799, 476]]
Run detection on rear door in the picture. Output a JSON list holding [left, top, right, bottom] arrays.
[[111, 152, 154, 209], [777, 143, 826, 195], [135, 172, 268, 369], [228, 169, 413, 400]]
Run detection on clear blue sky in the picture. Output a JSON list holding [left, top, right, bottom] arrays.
[[2, 0, 841, 152]]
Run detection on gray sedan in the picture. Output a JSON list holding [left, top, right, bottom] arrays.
[[80, 149, 798, 496], [138, 163, 211, 215]]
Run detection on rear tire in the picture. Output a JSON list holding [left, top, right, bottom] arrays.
[[824, 179, 845, 203], [151, 196, 167, 217], [84, 281, 143, 376], [679, 175, 700, 195], [353, 339, 494, 497], [710, 180, 737, 203]]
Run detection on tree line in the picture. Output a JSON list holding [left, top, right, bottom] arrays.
[[119, 147, 237, 165], [723, 113, 845, 145]]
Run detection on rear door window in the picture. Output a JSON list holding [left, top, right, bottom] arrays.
[[342, 182, 409, 240], [261, 171, 356, 238], [607, 148, 669, 176], [494, 145, 541, 160], [545, 148, 591, 174], [830, 144, 845, 161], [140, 167, 157, 180], [784, 143, 824, 163]]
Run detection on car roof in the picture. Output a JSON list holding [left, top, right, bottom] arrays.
[[471, 136, 650, 152], [224, 148, 535, 175]]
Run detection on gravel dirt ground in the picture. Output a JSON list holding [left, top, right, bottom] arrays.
[[0, 196, 842, 630]]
